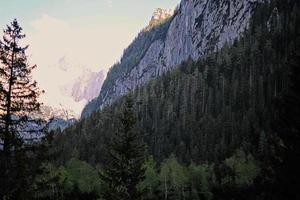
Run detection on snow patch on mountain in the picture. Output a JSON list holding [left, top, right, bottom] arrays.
[[35, 55, 105, 117]]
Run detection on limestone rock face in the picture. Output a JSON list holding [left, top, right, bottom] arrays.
[[63, 69, 105, 102], [82, 0, 264, 117]]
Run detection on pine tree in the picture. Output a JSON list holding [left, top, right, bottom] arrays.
[[101, 95, 147, 200], [0, 19, 43, 199]]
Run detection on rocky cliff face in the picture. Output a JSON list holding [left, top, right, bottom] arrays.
[[82, 0, 264, 117]]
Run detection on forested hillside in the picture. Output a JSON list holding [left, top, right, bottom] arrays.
[[55, 0, 297, 163], [82, 0, 262, 118], [47, 0, 300, 199]]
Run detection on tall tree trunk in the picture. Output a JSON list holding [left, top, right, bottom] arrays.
[[4, 38, 15, 152], [3, 38, 15, 200]]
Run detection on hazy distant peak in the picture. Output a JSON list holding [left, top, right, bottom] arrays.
[[62, 69, 105, 103]]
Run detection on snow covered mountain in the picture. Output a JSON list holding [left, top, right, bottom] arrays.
[[35, 55, 105, 117], [62, 69, 105, 103]]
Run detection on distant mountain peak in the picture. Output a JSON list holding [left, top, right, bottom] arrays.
[[62, 69, 105, 103]]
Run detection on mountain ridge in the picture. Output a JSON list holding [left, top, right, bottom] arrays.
[[82, 0, 264, 118]]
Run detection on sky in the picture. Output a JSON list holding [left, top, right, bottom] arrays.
[[0, 0, 180, 115]]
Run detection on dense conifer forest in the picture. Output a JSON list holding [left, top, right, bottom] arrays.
[[0, 0, 299, 199], [44, 0, 299, 199]]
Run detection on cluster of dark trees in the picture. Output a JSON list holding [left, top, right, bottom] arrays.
[[1, 0, 299, 199], [51, 0, 300, 199], [32, 148, 261, 200], [32, 96, 262, 200]]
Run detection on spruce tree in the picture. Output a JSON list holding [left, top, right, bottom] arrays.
[[101, 95, 147, 200], [0, 19, 43, 199]]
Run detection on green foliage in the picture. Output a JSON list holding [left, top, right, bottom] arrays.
[[64, 159, 102, 195], [138, 156, 160, 200], [33, 159, 102, 200], [222, 150, 260, 188], [158, 154, 189, 199], [32, 163, 66, 199], [189, 164, 214, 200]]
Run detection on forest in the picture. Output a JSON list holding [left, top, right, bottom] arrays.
[[0, 0, 299, 199]]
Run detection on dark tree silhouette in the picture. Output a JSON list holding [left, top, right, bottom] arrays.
[[0, 19, 44, 199], [101, 95, 147, 200]]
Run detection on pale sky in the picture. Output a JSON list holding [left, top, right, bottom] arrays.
[[0, 0, 180, 116]]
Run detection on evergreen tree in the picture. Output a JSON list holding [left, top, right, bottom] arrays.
[[101, 95, 147, 200], [0, 19, 43, 199]]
